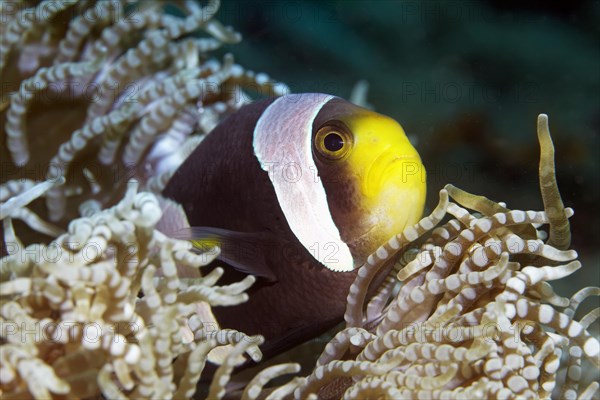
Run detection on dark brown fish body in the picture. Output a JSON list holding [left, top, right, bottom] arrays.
[[164, 97, 356, 358]]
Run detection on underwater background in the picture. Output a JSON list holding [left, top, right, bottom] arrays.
[[213, 0, 600, 293], [1, 1, 599, 398]]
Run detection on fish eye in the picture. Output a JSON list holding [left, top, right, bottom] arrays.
[[323, 132, 344, 152], [314, 121, 353, 161]]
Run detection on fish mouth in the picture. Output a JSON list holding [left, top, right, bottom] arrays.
[[382, 156, 422, 185], [346, 224, 377, 255], [365, 149, 421, 196], [363, 147, 390, 197], [354, 224, 376, 242], [341, 225, 374, 269]]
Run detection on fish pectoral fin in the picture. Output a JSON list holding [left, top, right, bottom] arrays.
[[171, 226, 277, 281]]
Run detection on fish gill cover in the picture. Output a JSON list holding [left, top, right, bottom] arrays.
[[0, 1, 599, 399]]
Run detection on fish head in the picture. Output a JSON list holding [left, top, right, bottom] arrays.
[[312, 99, 426, 266]]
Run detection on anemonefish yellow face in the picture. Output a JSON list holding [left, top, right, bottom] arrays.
[[311, 99, 426, 266], [253, 94, 426, 272]]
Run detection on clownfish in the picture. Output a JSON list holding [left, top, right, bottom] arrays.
[[162, 93, 426, 361]]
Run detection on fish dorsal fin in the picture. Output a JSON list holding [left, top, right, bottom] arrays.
[[252, 93, 355, 272], [171, 227, 277, 281]]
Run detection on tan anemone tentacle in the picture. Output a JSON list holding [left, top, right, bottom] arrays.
[[207, 336, 265, 400], [537, 114, 571, 250], [54, 0, 122, 64], [315, 327, 375, 367], [121, 55, 234, 165], [265, 377, 307, 400], [241, 363, 301, 400], [0, 177, 64, 220], [0, 0, 77, 73], [5, 57, 104, 166], [344, 189, 449, 328]]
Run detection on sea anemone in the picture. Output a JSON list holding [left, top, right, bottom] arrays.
[[1, 179, 260, 398], [1, 1, 598, 399], [0, 0, 288, 228], [290, 115, 599, 399]]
